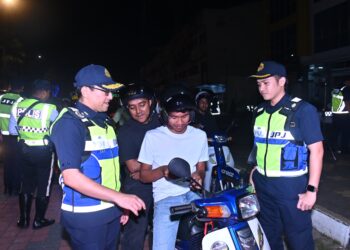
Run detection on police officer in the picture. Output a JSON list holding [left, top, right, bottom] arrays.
[[0, 80, 24, 195], [331, 80, 350, 154], [50, 64, 145, 249], [118, 84, 161, 250], [249, 61, 324, 250], [9, 79, 57, 229]]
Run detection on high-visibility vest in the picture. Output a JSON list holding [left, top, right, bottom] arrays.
[[50, 107, 121, 213], [13, 98, 56, 146], [332, 86, 349, 114], [253, 97, 308, 177], [0, 92, 23, 135]]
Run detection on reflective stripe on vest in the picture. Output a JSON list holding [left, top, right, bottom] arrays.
[[52, 107, 120, 213], [254, 106, 308, 177]]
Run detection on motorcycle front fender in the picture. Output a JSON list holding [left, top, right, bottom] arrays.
[[201, 218, 271, 250], [202, 227, 236, 250]]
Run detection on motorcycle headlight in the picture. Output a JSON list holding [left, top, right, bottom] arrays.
[[238, 194, 260, 220]]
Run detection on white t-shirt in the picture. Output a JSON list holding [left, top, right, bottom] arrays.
[[138, 125, 209, 202]]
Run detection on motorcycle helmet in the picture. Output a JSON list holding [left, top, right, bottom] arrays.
[[161, 94, 196, 123], [120, 84, 154, 108], [195, 90, 213, 106]]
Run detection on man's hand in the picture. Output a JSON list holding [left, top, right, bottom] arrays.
[[161, 166, 169, 178], [190, 171, 203, 189], [297, 192, 317, 211], [130, 171, 140, 180], [113, 193, 146, 216], [120, 210, 129, 225]]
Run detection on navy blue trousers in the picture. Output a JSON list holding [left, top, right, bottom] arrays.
[[61, 206, 122, 250], [253, 171, 314, 250]]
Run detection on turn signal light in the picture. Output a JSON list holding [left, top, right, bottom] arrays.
[[204, 205, 231, 218]]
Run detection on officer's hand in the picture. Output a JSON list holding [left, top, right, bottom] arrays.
[[297, 192, 317, 211], [113, 193, 146, 216]]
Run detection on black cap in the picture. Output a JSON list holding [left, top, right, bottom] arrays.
[[33, 79, 51, 91]]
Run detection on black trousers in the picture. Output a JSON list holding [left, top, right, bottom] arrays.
[[120, 180, 153, 250], [19, 143, 54, 198], [2, 135, 21, 193]]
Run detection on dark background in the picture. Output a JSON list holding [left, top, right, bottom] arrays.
[[1, 0, 252, 93]]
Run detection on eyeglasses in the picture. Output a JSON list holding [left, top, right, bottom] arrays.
[[88, 86, 112, 96]]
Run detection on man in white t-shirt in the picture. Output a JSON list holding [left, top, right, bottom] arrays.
[[139, 94, 208, 250]]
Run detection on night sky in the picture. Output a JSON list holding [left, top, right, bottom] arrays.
[[2, 0, 254, 93]]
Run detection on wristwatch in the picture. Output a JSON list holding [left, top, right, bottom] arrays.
[[306, 185, 318, 193]]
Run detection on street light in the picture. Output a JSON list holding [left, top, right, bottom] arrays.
[[2, 0, 18, 8]]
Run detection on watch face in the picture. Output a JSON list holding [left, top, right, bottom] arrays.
[[307, 185, 317, 192]]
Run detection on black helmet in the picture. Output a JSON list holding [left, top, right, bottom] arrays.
[[120, 84, 154, 107], [164, 94, 195, 113], [161, 84, 193, 104]]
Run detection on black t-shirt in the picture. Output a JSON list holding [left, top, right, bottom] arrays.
[[117, 112, 161, 190], [194, 111, 219, 137]]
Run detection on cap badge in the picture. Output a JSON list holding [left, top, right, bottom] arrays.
[[257, 63, 264, 72], [104, 68, 111, 78]]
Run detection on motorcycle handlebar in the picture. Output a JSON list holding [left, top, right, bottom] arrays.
[[170, 203, 193, 215]]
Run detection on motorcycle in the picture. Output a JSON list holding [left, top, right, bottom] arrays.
[[205, 131, 240, 193], [168, 157, 270, 250]]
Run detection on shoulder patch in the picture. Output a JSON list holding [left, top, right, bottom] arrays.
[[67, 107, 87, 119]]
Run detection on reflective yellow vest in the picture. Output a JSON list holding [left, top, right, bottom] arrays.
[[0, 92, 23, 135], [254, 98, 308, 177], [51, 107, 121, 213], [13, 98, 56, 146]]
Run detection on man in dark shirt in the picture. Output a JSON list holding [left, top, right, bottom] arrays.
[[194, 90, 219, 137], [118, 84, 161, 250]]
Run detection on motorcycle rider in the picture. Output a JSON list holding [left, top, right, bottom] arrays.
[[138, 93, 208, 250], [194, 90, 219, 136], [118, 84, 161, 250]]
